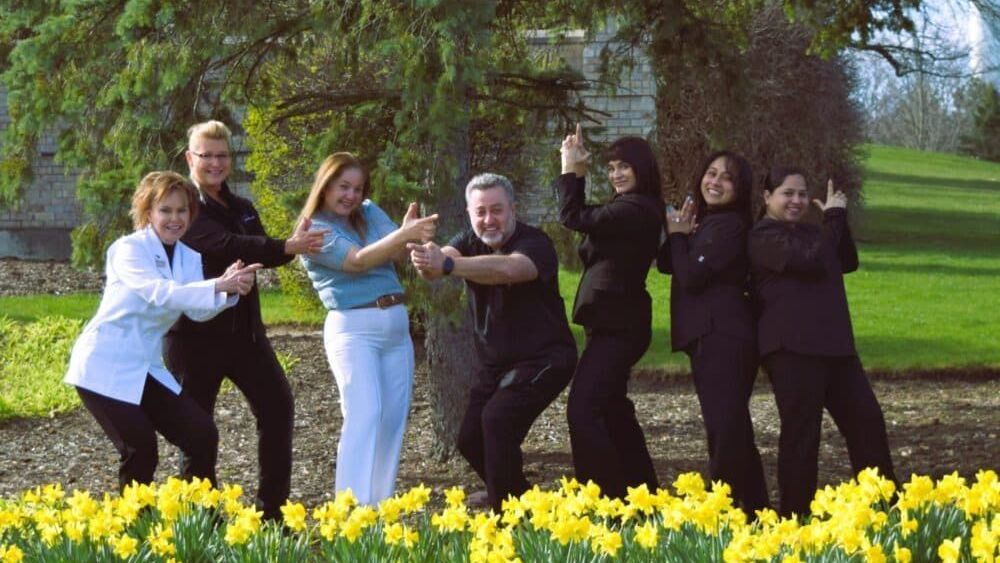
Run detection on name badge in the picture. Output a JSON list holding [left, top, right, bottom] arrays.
[[155, 256, 167, 269]]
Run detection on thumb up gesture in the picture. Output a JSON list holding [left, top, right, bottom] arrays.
[[401, 202, 438, 243]]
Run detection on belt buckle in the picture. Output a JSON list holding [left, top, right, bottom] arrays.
[[376, 294, 394, 309]]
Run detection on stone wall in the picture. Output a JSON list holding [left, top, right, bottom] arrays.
[[0, 86, 81, 259]]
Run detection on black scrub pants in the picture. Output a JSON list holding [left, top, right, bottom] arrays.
[[764, 351, 896, 518], [77, 375, 218, 491], [165, 331, 294, 521], [567, 326, 659, 500], [687, 332, 770, 515], [457, 362, 573, 513]]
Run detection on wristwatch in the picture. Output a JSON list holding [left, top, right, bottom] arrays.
[[442, 256, 454, 276]]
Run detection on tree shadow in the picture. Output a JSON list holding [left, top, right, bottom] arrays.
[[865, 171, 1000, 193]]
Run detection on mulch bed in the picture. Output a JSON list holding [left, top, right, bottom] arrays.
[[1, 257, 997, 508]]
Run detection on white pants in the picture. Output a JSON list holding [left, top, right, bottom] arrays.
[[323, 304, 414, 505]]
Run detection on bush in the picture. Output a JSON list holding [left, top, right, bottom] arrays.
[[0, 316, 83, 420]]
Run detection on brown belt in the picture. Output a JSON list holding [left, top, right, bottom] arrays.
[[354, 293, 406, 309]]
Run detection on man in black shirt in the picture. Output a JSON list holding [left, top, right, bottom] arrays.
[[409, 173, 577, 512]]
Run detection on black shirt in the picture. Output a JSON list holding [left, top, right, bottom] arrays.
[[448, 222, 577, 371], [657, 209, 754, 351], [749, 208, 859, 358]]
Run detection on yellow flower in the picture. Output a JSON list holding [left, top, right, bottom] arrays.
[[111, 534, 138, 560], [937, 537, 962, 563], [625, 483, 657, 514], [593, 528, 622, 557], [861, 544, 885, 563], [445, 486, 466, 508], [379, 497, 403, 524], [148, 523, 176, 557], [280, 501, 307, 532], [970, 519, 997, 562], [897, 474, 934, 511], [674, 472, 706, 499], [40, 483, 65, 506], [634, 521, 658, 550], [403, 526, 419, 548], [934, 472, 968, 505], [400, 484, 431, 513], [224, 506, 262, 546], [383, 522, 405, 545], [0, 544, 25, 563], [892, 542, 912, 563], [780, 554, 803, 563], [432, 506, 469, 533], [560, 476, 581, 494]]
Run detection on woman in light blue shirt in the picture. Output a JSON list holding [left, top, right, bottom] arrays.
[[300, 152, 437, 505]]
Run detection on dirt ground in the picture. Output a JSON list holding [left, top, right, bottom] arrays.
[[1, 258, 997, 508]]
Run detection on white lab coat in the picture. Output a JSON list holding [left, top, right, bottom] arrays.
[[64, 225, 237, 404]]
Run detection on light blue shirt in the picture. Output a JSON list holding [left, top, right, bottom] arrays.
[[301, 201, 404, 310]]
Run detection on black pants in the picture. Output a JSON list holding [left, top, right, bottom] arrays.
[[457, 362, 573, 513], [77, 376, 218, 491], [764, 352, 896, 518], [567, 327, 658, 500], [165, 331, 294, 520], [687, 333, 769, 515]]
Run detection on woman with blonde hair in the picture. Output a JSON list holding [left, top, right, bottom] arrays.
[[66, 171, 260, 490], [300, 152, 437, 504]]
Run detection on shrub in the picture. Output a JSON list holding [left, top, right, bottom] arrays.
[[0, 316, 83, 420]]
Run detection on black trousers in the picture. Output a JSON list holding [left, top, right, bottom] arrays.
[[687, 333, 769, 514], [764, 352, 896, 518], [165, 331, 294, 520], [77, 376, 218, 491], [457, 362, 573, 513], [567, 326, 659, 500]]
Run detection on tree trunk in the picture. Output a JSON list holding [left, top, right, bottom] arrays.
[[424, 304, 479, 462], [424, 104, 479, 462]]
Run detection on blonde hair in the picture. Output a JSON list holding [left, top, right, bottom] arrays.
[[130, 171, 200, 230], [187, 120, 232, 150], [300, 152, 370, 239]]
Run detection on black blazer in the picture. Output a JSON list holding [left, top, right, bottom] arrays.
[[749, 208, 859, 358], [170, 182, 294, 338], [557, 173, 663, 331], [656, 209, 754, 351]]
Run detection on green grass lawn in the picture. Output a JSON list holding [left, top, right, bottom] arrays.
[[0, 290, 326, 326]]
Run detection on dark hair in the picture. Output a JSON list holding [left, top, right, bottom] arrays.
[[691, 150, 753, 224], [758, 165, 808, 219], [606, 137, 663, 200]]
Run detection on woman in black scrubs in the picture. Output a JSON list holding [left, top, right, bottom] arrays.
[[557, 124, 663, 499], [658, 150, 769, 515], [749, 166, 896, 518]]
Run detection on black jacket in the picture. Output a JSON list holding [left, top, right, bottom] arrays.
[[171, 183, 294, 338], [656, 209, 754, 351], [749, 208, 859, 358], [556, 173, 663, 331]]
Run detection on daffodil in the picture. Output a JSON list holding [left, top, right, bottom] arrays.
[[281, 501, 308, 532], [0, 544, 25, 563], [111, 534, 139, 559], [937, 536, 962, 563]]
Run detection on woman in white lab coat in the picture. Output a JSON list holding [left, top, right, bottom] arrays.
[[64, 171, 261, 490]]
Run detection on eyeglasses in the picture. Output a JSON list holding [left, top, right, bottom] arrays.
[[190, 151, 231, 161]]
